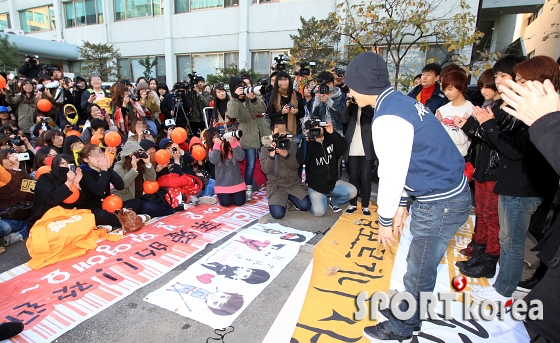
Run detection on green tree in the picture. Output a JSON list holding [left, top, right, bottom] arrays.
[[138, 56, 158, 80], [206, 64, 261, 87], [333, 0, 484, 89], [78, 41, 121, 81], [288, 16, 342, 75], [0, 36, 20, 72]]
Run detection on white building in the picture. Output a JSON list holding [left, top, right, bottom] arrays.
[[0, 0, 542, 85]]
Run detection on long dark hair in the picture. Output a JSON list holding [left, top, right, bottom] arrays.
[[63, 135, 83, 155], [111, 82, 129, 110], [51, 154, 73, 183], [33, 146, 54, 170], [205, 128, 230, 162], [212, 84, 229, 119], [148, 78, 158, 90], [19, 79, 36, 104], [122, 155, 146, 173], [86, 103, 102, 121], [157, 82, 169, 96], [267, 71, 294, 114]]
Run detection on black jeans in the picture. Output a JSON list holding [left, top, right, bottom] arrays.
[[217, 191, 246, 207], [347, 156, 373, 207]]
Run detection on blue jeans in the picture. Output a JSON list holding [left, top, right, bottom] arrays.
[[0, 219, 29, 239], [386, 186, 471, 337], [308, 180, 357, 217], [140, 199, 174, 218], [494, 195, 542, 296], [269, 195, 312, 219], [243, 148, 257, 186], [197, 178, 216, 197]]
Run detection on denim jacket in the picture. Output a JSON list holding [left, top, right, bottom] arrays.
[[311, 87, 347, 134]]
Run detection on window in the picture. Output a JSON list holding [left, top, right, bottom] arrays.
[[0, 13, 10, 30], [175, 0, 238, 14], [65, 0, 103, 27], [224, 52, 239, 68], [20, 6, 55, 33], [177, 52, 239, 81], [118, 57, 166, 83], [69, 61, 83, 76], [251, 50, 289, 78], [177, 55, 192, 81], [527, 7, 543, 26], [252, 0, 279, 4], [114, 0, 162, 20]]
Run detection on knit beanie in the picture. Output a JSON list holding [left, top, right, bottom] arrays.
[[345, 52, 391, 95]]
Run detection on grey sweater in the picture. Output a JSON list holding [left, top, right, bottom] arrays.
[[208, 140, 246, 193]]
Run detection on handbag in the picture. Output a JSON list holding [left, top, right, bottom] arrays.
[[0, 201, 34, 220], [116, 208, 144, 232]]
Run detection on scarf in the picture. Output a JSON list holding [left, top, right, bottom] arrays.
[[417, 84, 436, 105], [274, 92, 299, 134], [65, 112, 79, 126]]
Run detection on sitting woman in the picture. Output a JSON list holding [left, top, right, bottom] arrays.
[[31, 146, 57, 180], [112, 140, 175, 218], [208, 131, 246, 207], [27, 154, 85, 228], [0, 150, 34, 247], [79, 144, 146, 229], [62, 135, 84, 164], [42, 129, 64, 154]]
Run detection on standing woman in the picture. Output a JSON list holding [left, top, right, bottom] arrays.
[[266, 71, 305, 140], [212, 84, 233, 131], [227, 76, 270, 201], [208, 132, 246, 207], [79, 144, 144, 229], [341, 99, 375, 216], [5, 79, 37, 139], [80, 73, 110, 112]]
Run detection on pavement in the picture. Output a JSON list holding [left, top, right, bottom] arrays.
[[0, 180, 540, 343]]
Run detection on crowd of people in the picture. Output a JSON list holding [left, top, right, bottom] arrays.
[[1, 51, 560, 342]]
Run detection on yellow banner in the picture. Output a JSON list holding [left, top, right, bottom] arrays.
[[291, 205, 399, 343]]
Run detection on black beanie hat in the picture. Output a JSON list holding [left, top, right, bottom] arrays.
[[345, 52, 392, 95], [228, 76, 243, 99]]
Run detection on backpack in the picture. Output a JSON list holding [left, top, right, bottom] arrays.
[[157, 173, 203, 208]]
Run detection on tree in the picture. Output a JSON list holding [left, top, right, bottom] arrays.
[[78, 41, 121, 81], [333, 0, 484, 89], [0, 36, 20, 72], [206, 64, 261, 87], [288, 16, 342, 75], [138, 56, 158, 80]]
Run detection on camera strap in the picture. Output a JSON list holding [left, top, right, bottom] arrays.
[[243, 101, 263, 118]]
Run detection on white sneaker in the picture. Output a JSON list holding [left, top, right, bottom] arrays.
[[199, 196, 217, 205], [3, 232, 23, 246], [471, 285, 511, 303]]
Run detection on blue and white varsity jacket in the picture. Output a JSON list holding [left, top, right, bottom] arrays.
[[372, 87, 467, 227]]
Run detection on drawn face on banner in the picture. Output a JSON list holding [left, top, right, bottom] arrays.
[[206, 291, 244, 316], [232, 267, 253, 281], [261, 244, 285, 257]]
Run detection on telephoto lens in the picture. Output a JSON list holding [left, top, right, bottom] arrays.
[[222, 130, 243, 140]]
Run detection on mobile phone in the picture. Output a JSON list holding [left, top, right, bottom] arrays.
[[68, 163, 76, 173], [16, 152, 30, 161]]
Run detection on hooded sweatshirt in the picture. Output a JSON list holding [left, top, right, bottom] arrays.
[[112, 140, 156, 201], [60, 104, 85, 133]]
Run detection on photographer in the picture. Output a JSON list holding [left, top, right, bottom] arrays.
[[312, 71, 347, 136], [296, 118, 357, 216], [227, 76, 270, 202], [332, 68, 350, 94], [266, 71, 305, 141], [0, 131, 35, 173], [37, 76, 61, 119], [161, 82, 193, 130], [5, 79, 37, 139], [211, 84, 234, 131], [188, 76, 212, 135], [18, 55, 45, 81], [134, 82, 159, 136], [260, 119, 311, 219]]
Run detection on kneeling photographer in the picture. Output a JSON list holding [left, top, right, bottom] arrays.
[[297, 118, 356, 216], [260, 119, 310, 219]]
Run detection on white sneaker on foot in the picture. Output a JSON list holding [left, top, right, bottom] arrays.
[[199, 196, 217, 205], [471, 285, 511, 303]]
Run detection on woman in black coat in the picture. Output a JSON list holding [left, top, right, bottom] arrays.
[[28, 154, 85, 228], [341, 100, 376, 216]]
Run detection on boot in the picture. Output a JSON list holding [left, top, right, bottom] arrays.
[[455, 242, 486, 269], [245, 185, 253, 202], [460, 240, 476, 257], [460, 253, 499, 278]]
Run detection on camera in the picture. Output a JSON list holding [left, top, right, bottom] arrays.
[[142, 130, 151, 135], [242, 85, 268, 97], [42, 65, 60, 77], [172, 147, 178, 153], [37, 81, 60, 91], [295, 61, 316, 77], [251, 78, 273, 96], [303, 118, 327, 139], [313, 79, 331, 95], [267, 133, 292, 151], [287, 103, 294, 109], [133, 150, 148, 159], [10, 136, 24, 147], [272, 54, 290, 71], [128, 90, 138, 102], [332, 68, 345, 77], [221, 130, 243, 140], [25, 55, 39, 65]]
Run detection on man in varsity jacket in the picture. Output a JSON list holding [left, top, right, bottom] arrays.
[[345, 52, 471, 342]]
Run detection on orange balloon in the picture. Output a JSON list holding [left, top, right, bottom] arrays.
[[102, 195, 123, 213], [91, 133, 104, 145], [37, 99, 52, 112], [66, 130, 81, 138], [188, 136, 202, 151], [63, 184, 80, 204], [191, 145, 207, 161], [154, 149, 170, 165], [171, 127, 187, 144], [104, 131, 122, 148], [143, 180, 159, 195], [0, 76, 6, 89], [35, 166, 52, 180]]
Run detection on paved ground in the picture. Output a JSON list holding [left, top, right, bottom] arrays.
[[0, 180, 540, 343]]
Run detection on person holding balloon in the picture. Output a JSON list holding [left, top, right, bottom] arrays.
[[112, 140, 174, 218], [27, 154, 85, 229], [78, 144, 145, 229], [0, 150, 34, 247]]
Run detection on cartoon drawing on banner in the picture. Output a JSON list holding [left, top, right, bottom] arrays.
[[249, 223, 314, 244], [261, 244, 286, 257], [198, 262, 271, 284], [235, 236, 270, 251], [166, 282, 244, 316], [280, 233, 306, 243]]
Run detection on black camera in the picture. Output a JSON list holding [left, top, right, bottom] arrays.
[[133, 150, 148, 159], [25, 55, 39, 65], [142, 130, 151, 135], [314, 79, 331, 95], [42, 65, 59, 77], [303, 118, 327, 139], [333, 68, 345, 77], [128, 90, 138, 102], [172, 147, 178, 152], [272, 54, 290, 71], [295, 61, 316, 77], [268, 133, 292, 151], [251, 78, 273, 96], [10, 136, 24, 147]]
